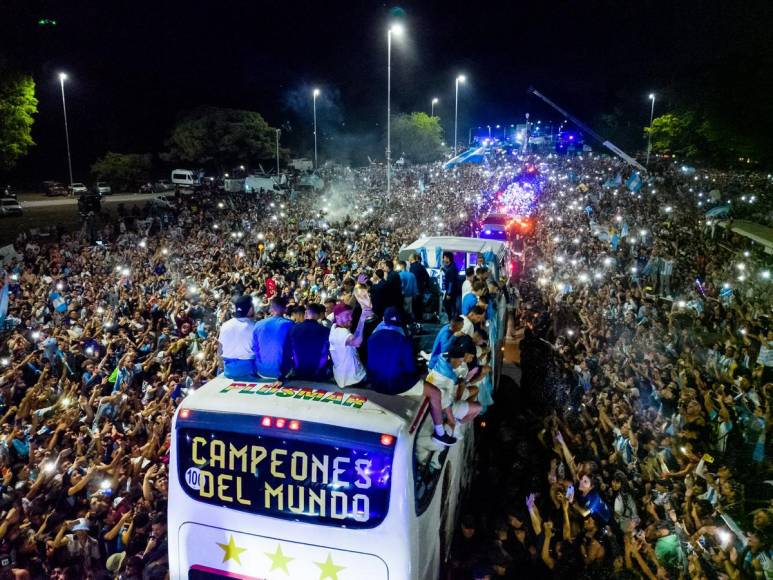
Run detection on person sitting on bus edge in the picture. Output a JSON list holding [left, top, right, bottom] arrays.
[[424, 342, 474, 446], [428, 316, 465, 370], [287, 303, 330, 381], [462, 280, 487, 316], [461, 305, 487, 338], [441, 251, 461, 319], [366, 306, 418, 395], [329, 303, 370, 388], [251, 297, 293, 380], [446, 335, 484, 430], [218, 295, 258, 381]]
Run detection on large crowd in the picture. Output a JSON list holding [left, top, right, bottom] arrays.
[[448, 153, 773, 579], [0, 147, 770, 579]]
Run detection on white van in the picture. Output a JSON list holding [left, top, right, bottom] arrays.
[[170, 169, 200, 188]]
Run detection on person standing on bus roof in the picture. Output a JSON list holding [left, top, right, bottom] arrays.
[[442, 251, 461, 320], [218, 295, 258, 381], [329, 303, 369, 388], [252, 297, 293, 379], [409, 252, 430, 322], [366, 307, 418, 395]]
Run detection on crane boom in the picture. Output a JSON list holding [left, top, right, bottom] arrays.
[[527, 87, 646, 173]]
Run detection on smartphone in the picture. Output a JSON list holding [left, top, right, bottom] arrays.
[[566, 485, 575, 501]]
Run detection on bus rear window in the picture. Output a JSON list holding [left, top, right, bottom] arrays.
[[177, 427, 393, 529]]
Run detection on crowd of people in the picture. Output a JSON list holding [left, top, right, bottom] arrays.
[[447, 153, 773, 579], [0, 146, 770, 578]]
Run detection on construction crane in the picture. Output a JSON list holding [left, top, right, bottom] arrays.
[[528, 87, 646, 173]]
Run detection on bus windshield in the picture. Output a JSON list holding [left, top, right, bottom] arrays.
[[176, 419, 394, 529]]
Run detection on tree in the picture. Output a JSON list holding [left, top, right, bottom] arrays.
[[163, 106, 276, 170], [645, 112, 701, 159], [0, 69, 38, 170], [91, 152, 152, 191], [390, 112, 445, 164], [645, 111, 757, 164]]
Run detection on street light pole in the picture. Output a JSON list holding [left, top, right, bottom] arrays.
[[646, 93, 656, 166], [313, 88, 320, 170], [275, 129, 280, 175], [58, 73, 73, 186], [431, 97, 438, 117], [454, 75, 465, 156]]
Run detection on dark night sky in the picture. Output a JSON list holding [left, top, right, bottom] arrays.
[[3, 0, 772, 181]]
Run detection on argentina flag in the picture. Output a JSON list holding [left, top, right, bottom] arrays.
[[626, 172, 643, 193]]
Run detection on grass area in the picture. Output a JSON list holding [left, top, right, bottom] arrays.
[[0, 199, 151, 245]]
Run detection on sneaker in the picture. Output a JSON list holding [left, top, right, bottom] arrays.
[[432, 432, 457, 447]]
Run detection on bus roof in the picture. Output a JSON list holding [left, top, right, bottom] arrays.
[[398, 236, 507, 264], [179, 377, 425, 437]]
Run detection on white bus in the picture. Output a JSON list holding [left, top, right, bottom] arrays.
[[168, 378, 475, 579]]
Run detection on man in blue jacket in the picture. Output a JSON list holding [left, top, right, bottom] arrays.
[[366, 307, 418, 395], [252, 298, 293, 379], [287, 303, 330, 381]]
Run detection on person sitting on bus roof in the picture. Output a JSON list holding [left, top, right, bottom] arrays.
[[218, 295, 259, 381], [463, 280, 487, 316], [366, 307, 418, 395], [428, 316, 465, 370], [251, 298, 293, 380], [329, 303, 369, 388], [444, 336, 483, 435], [287, 303, 330, 381]]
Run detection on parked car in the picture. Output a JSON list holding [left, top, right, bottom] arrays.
[[94, 181, 111, 195], [43, 181, 68, 196], [69, 182, 88, 195], [3, 185, 16, 199], [0, 197, 23, 217]]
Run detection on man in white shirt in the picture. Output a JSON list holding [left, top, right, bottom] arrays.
[[218, 295, 258, 381], [329, 304, 370, 388], [461, 306, 486, 338]]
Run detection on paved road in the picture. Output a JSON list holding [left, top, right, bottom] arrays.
[[19, 192, 164, 208]]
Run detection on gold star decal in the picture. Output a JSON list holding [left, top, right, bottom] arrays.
[[264, 544, 293, 574], [315, 552, 345, 580], [216, 535, 247, 565]]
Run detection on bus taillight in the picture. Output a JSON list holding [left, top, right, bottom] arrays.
[[260, 416, 301, 431], [179, 409, 191, 419], [380, 434, 395, 446]]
